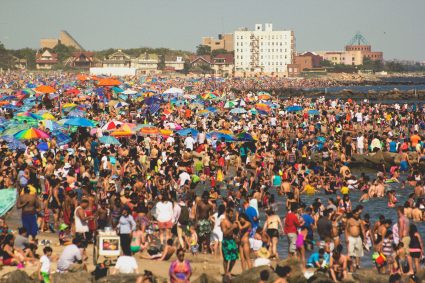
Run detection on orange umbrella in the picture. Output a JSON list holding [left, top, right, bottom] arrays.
[[35, 85, 56, 94], [255, 103, 271, 112], [76, 74, 90, 81], [110, 124, 133, 137], [258, 94, 271, 100], [140, 126, 159, 136], [97, 78, 122, 86]]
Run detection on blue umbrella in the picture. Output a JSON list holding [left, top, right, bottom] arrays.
[[230, 108, 247, 114], [176, 128, 199, 138], [51, 131, 72, 146], [7, 139, 26, 151], [2, 105, 18, 110], [67, 109, 86, 118], [99, 135, 121, 145], [206, 132, 234, 142], [144, 96, 161, 105], [112, 86, 124, 93], [63, 117, 96, 127], [26, 83, 37, 88], [206, 106, 217, 113], [286, 105, 303, 112], [308, 109, 320, 116], [37, 142, 49, 151]]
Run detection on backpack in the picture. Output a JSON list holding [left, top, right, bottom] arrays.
[[178, 205, 190, 226]]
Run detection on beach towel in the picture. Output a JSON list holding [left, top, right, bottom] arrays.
[[0, 188, 17, 217]]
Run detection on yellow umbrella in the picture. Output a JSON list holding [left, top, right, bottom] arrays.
[[41, 112, 56, 120], [160, 129, 173, 136]]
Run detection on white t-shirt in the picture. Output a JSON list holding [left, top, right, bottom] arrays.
[[357, 136, 364, 149], [114, 255, 138, 274], [355, 112, 363, 122], [184, 136, 195, 150], [40, 255, 51, 273], [57, 244, 82, 271], [253, 257, 271, 267], [179, 171, 190, 187], [155, 201, 174, 222]]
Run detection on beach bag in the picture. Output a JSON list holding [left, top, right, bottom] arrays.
[[178, 206, 190, 226]]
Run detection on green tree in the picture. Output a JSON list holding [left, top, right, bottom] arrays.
[[196, 45, 211, 56], [211, 48, 229, 57], [10, 48, 37, 69], [53, 43, 76, 63], [0, 42, 13, 69], [157, 55, 166, 70], [183, 61, 191, 74]]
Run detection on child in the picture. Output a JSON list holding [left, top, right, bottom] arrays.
[[296, 227, 308, 266], [189, 226, 199, 255], [58, 223, 72, 246], [38, 246, 52, 283]]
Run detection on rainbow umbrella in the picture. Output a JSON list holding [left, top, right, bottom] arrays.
[[17, 112, 43, 120], [14, 128, 49, 140]]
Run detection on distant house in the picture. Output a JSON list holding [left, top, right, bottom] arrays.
[[131, 53, 160, 74], [35, 49, 58, 70], [211, 53, 234, 76], [190, 54, 234, 76], [164, 55, 185, 71], [65, 51, 98, 69], [102, 50, 131, 68]]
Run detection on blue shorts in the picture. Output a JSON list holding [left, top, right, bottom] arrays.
[[22, 214, 38, 237]]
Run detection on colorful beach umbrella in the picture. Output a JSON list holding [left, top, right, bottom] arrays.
[[99, 136, 121, 145], [255, 103, 271, 112], [97, 78, 122, 86], [140, 126, 159, 136], [35, 85, 56, 94], [63, 117, 96, 127], [230, 108, 247, 114], [14, 128, 49, 140]]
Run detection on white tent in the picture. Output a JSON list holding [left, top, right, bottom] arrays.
[[122, 89, 138, 95], [163, 87, 184, 96]]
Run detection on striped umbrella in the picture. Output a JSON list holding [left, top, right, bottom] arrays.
[[14, 128, 49, 140], [140, 126, 159, 136]]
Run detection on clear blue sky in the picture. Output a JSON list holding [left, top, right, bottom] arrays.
[[1, 0, 424, 61]]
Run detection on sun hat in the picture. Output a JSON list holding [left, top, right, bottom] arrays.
[[257, 247, 270, 259]]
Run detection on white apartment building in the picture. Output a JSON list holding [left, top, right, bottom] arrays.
[[234, 23, 295, 73]]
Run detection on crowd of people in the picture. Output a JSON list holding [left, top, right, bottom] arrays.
[[0, 71, 424, 282]]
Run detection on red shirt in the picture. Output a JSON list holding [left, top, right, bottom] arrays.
[[284, 212, 300, 234]]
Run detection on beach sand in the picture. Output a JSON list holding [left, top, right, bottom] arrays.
[[0, 207, 241, 281]]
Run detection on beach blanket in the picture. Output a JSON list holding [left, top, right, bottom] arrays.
[[0, 188, 17, 217]]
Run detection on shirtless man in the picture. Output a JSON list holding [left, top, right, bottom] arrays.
[[220, 208, 239, 282], [345, 208, 365, 271], [376, 179, 385, 198], [17, 186, 41, 240], [412, 203, 423, 222], [281, 181, 291, 195], [414, 182, 424, 198], [397, 206, 410, 255], [196, 191, 213, 252]]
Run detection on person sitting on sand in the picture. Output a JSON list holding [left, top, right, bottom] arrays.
[[141, 239, 176, 260], [329, 244, 348, 282], [112, 250, 139, 274]]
